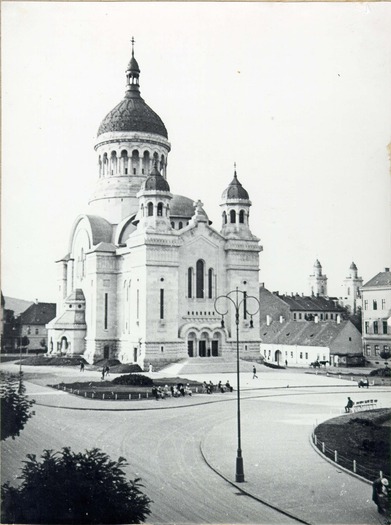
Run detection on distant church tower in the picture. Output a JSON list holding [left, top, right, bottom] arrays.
[[309, 259, 328, 296], [340, 262, 363, 314]]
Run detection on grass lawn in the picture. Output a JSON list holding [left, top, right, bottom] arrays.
[[49, 376, 205, 400], [315, 408, 391, 480]]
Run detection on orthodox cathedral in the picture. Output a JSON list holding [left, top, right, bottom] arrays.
[[47, 42, 262, 368]]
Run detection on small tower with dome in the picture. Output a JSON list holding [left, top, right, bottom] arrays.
[[220, 165, 253, 238], [309, 259, 328, 296], [340, 262, 363, 314], [135, 162, 172, 233]]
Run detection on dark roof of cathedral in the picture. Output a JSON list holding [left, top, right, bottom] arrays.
[[221, 173, 249, 200], [18, 302, 56, 326], [97, 48, 167, 138], [362, 270, 391, 288], [142, 164, 170, 192], [98, 97, 168, 138], [170, 195, 195, 218]]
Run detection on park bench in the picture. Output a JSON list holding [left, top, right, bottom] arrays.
[[352, 399, 378, 412]]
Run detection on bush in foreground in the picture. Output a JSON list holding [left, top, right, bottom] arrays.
[[112, 373, 153, 386], [0, 372, 35, 441], [1, 447, 151, 524]]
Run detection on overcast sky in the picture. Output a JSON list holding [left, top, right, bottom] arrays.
[[2, 2, 390, 303]]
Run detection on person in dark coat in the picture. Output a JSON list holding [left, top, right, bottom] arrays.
[[252, 366, 258, 379], [372, 477, 389, 515], [345, 397, 354, 412]]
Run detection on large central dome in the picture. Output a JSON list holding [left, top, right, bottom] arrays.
[[97, 44, 168, 138], [97, 97, 168, 137]]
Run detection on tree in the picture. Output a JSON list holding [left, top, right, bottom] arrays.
[[0, 372, 35, 440], [1, 447, 152, 524]]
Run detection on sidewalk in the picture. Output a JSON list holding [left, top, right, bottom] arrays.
[[201, 395, 388, 525]]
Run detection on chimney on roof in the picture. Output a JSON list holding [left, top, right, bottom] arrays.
[[273, 291, 279, 295], [279, 315, 284, 324], [260, 282, 265, 288], [266, 315, 272, 326], [314, 315, 319, 324], [386, 268, 390, 272], [35, 298, 38, 304]]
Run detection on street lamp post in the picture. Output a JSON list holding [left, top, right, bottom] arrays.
[[214, 287, 260, 483]]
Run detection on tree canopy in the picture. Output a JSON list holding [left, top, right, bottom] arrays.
[[1, 447, 152, 524], [0, 371, 35, 440]]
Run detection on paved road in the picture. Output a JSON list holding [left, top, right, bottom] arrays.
[[1, 363, 390, 524]]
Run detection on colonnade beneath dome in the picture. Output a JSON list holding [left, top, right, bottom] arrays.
[[98, 149, 167, 179]]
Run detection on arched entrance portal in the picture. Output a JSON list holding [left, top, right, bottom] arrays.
[[185, 329, 223, 358], [275, 349, 282, 366]]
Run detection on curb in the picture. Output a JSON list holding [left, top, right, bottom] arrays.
[[309, 430, 372, 485]]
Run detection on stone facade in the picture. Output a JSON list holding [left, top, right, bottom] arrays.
[[47, 45, 262, 368]]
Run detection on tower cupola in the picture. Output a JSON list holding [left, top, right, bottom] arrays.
[[220, 165, 252, 236], [309, 260, 328, 296], [136, 162, 172, 232]]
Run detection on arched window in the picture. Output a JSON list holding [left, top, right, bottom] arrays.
[[143, 151, 150, 175], [121, 150, 128, 175], [110, 151, 117, 175], [188, 267, 193, 298], [196, 260, 204, 298], [160, 154, 165, 172], [132, 150, 139, 175], [178, 221, 183, 229], [157, 202, 163, 216], [98, 155, 102, 178], [171, 221, 175, 229], [103, 153, 108, 176], [140, 204, 144, 217], [230, 210, 236, 223], [208, 268, 213, 299], [147, 202, 153, 216], [223, 211, 227, 224], [239, 210, 245, 224]]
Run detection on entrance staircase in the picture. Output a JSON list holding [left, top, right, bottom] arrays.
[[161, 357, 257, 376]]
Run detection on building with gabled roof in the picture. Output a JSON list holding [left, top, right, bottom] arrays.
[[18, 301, 56, 351], [361, 267, 391, 363], [260, 318, 363, 367]]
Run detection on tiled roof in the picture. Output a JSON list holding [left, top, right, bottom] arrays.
[[362, 271, 391, 288], [276, 294, 345, 312], [18, 302, 56, 325], [260, 319, 349, 347]]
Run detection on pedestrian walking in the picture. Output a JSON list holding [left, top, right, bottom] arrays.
[[104, 365, 110, 377], [252, 366, 258, 379], [148, 363, 153, 373], [79, 361, 85, 372], [372, 477, 389, 515], [101, 368, 105, 380], [345, 397, 354, 413]]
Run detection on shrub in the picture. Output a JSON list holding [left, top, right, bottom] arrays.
[[369, 368, 391, 377], [0, 372, 35, 440], [263, 362, 285, 370], [112, 374, 153, 386], [1, 447, 151, 524]]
